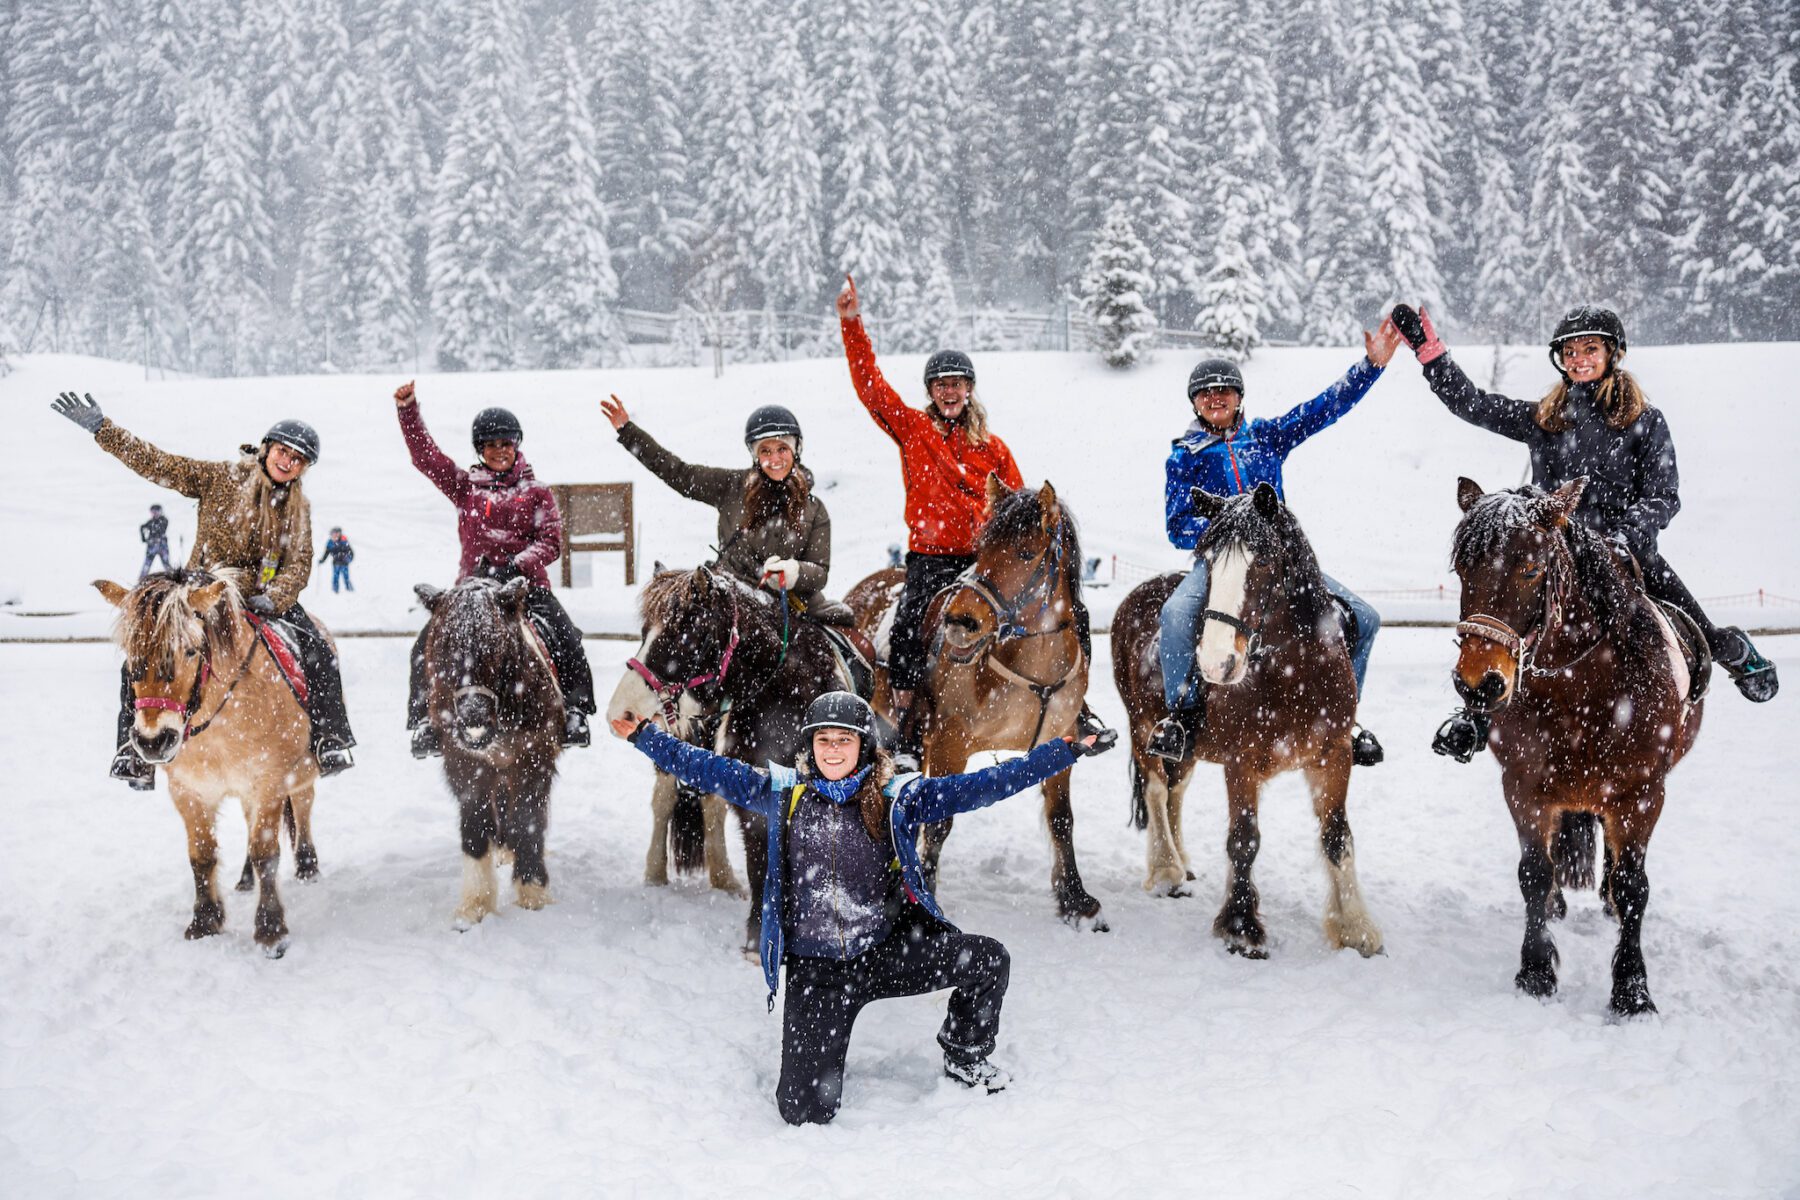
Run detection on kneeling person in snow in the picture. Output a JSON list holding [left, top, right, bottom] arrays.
[[611, 690, 1110, 1126]]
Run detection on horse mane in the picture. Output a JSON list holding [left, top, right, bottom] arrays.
[[116, 569, 247, 665], [427, 578, 558, 724], [977, 486, 1085, 597], [1196, 494, 1332, 629], [639, 565, 776, 629]]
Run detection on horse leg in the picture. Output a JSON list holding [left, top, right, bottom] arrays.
[[171, 783, 224, 940], [920, 817, 954, 893], [1044, 769, 1106, 930], [1605, 793, 1663, 1017], [508, 784, 553, 911], [246, 795, 289, 957], [645, 770, 675, 887], [454, 793, 499, 929], [288, 790, 320, 881], [1306, 754, 1383, 957], [1212, 762, 1267, 957], [1513, 808, 1560, 998], [740, 809, 768, 959], [1141, 758, 1189, 897], [234, 855, 256, 893], [1169, 769, 1197, 882], [702, 793, 745, 897]]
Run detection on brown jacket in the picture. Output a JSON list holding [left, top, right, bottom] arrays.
[[96, 419, 314, 612], [617, 421, 831, 597]]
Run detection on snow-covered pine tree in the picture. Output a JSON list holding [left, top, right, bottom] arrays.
[[885, 246, 961, 353], [884, 0, 961, 272], [1081, 202, 1158, 368], [1465, 0, 1535, 343], [1712, 6, 1800, 339], [518, 17, 624, 369], [425, 0, 525, 371], [824, 0, 905, 319], [751, 7, 825, 320], [686, 0, 762, 313], [991, 0, 1078, 301]]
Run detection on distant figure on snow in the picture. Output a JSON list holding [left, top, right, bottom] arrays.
[[319, 527, 354, 592], [139, 504, 172, 579]]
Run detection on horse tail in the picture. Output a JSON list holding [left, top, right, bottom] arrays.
[[283, 797, 297, 845], [1128, 757, 1149, 831], [670, 782, 707, 875], [1553, 811, 1598, 892]]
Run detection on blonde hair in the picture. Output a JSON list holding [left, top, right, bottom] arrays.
[[930, 394, 991, 446], [1535, 356, 1649, 432]]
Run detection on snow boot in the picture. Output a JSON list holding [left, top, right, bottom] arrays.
[[1351, 723, 1384, 767], [110, 746, 155, 791], [562, 710, 592, 748], [410, 725, 442, 760], [943, 1054, 1010, 1094], [1716, 627, 1779, 703], [1431, 708, 1491, 763]]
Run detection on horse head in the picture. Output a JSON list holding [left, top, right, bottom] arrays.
[[417, 575, 544, 752], [1449, 476, 1587, 709], [95, 569, 247, 763], [1191, 482, 1328, 686], [610, 565, 760, 732], [941, 479, 1082, 656]]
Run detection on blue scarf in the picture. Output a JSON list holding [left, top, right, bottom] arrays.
[[812, 766, 871, 805]]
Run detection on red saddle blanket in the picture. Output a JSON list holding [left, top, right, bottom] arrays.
[[245, 613, 309, 706]]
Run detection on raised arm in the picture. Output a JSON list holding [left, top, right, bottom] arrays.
[[896, 737, 1081, 828], [64, 391, 219, 500], [394, 382, 470, 503], [837, 276, 917, 445], [622, 722, 776, 817], [612, 411, 740, 506], [1263, 356, 1385, 458], [1391, 305, 1536, 443]]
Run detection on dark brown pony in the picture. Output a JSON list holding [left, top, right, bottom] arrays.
[[416, 576, 563, 928], [1449, 477, 1704, 1015], [847, 479, 1106, 929], [607, 565, 854, 953], [1111, 483, 1383, 958]]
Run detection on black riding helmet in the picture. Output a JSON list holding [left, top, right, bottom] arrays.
[[1186, 358, 1244, 401], [471, 406, 523, 449], [744, 404, 803, 457], [1549, 305, 1626, 375], [800, 691, 878, 774], [263, 418, 321, 464], [924, 349, 976, 388]]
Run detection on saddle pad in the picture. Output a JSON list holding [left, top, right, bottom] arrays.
[[1650, 599, 1711, 703], [246, 613, 309, 705], [524, 613, 563, 693]]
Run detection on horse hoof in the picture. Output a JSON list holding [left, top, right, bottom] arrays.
[[295, 864, 321, 883], [1226, 941, 1270, 960], [261, 937, 290, 960], [1146, 879, 1192, 899], [1515, 968, 1558, 998], [233, 874, 255, 894], [515, 883, 552, 910], [1609, 981, 1656, 1018], [1063, 909, 1110, 933], [184, 921, 221, 941], [643, 874, 670, 888]]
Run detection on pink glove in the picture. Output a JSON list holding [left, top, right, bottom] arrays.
[[1391, 304, 1447, 364]]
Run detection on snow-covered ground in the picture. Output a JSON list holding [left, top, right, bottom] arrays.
[[3, 344, 1798, 1197]]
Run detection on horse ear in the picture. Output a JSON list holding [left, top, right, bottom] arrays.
[[1189, 488, 1227, 521], [1036, 481, 1058, 531], [93, 580, 129, 608], [188, 580, 227, 613], [986, 473, 1013, 508], [414, 583, 445, 611], [1456, 477, 1485, 512], [1252, 481, 1280, 518], [1547, 476, 1588, 525], [497, 576, 530, 608], [652, 559, 667, 574]]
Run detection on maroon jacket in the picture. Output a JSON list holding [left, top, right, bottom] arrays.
[[398, 402, 562, 587]]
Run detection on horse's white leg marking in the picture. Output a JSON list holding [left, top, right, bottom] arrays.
[[1170, 770, 1196, 875], [1143, 772, 1186, 893], [455, 847, 500, 928], [515, 878, 552, 910], [1322, 835, 1383, 957], [646, 770, 676, 886], [1196, 546, 1253, 685]]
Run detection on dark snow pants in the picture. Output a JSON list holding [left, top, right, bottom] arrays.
[[1638, 549, 1740, 662], [889, 552, 1095, 692], [407, 585, 595, 727], [776, 909, 1010, 1126]]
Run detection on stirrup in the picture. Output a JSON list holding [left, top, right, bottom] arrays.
[[315, 740, 355, 777], [1077, 707, 1118, 753], [1721, 633, 1779, 703], [1431, 710, 1488, 763], [1147, 714, 1189, 762], [562, 711, 592, 748], [410, 725, 442, 759]]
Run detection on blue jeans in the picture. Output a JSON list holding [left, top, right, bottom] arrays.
[[331, 563, 352, 592], [1158, 562, 1379, 710]]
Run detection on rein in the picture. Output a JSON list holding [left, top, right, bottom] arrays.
[[1456, 528, 1607, 695], [626, 584, 744, 729], [133, 619, 265, 742]]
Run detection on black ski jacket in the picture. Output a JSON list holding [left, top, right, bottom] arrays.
[[1423, 355, 1680, 555]]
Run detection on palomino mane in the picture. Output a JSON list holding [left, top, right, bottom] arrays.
[[1196, 494, 1331, 626], [977, 486, 1084, 593], [1452, 487, 1643, 639], [115, 569, 247, 665]]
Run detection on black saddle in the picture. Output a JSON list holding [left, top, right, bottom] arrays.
[[1652, 598, 1712, 703]]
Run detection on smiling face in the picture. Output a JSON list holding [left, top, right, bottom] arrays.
[[754, 438, 794, 482], [928, 376, 972, 420], [480, 440, 518, 473], [1191, 385, 1242, 431], [811, 728, 862, 781], [1557, 336, 1611, 383], [264, 441, 308, 483]]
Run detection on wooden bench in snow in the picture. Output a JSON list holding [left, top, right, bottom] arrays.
[[551, 482, 635, 587]]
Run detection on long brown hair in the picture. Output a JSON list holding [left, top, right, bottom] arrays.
[[930, 394, 991, 446], [739, 464, 812, 532], [1535, 360, 1649, 432]]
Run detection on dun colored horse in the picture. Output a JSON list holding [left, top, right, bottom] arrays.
[[1111, 483, 1383, 958], [608, 565, 854, 952], [848, 479, 1106, 929], [96, 570, 321, 957], [1449, 477, 1704, 1015], [416, 576, 563, 928]]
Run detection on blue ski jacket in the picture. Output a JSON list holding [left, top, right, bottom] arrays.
[[629, 723, 1078, 1003], [1164, 357, 1383, 551]]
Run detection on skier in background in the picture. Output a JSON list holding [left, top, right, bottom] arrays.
[[319, 527, 354, 592], [138, 504, 172, 579]]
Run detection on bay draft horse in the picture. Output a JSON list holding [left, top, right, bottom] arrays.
[[1450, 477, 1703, 1016], [416, 576, 563, 928], [1111, 483, 1383, 958], [847, 479, 1107, 930], [608, 565, 854, 954], [96, 569, 322, 957]]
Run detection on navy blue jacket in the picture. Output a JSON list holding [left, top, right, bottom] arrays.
[[318, 536, 354, 566], [630, 724, 1079, 1003], [1164, 357, 1383, 550]]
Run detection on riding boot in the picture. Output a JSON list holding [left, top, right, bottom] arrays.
[[1351, 724, 1384, 767], [112, 666, 154, 790], [282, 604, 357, 776], [524, 586, 598, 718], [1432, 708, 1491, 763], [892, 703, 923, 773], [562, 710, 591, 747], [1715, 626, 1779, 702], [1147, 705, 1203, 763]]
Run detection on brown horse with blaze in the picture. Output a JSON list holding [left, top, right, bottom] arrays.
[[1449, 476, 1705, 1016]]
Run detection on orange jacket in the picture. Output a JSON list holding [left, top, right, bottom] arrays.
[[840, 317, 1023, 555]]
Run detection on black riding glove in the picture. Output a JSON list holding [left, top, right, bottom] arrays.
[[1390, 304, 1426, 349], [246, 594, 277, 617], [52, 390, 105, 433], [1068, 735, 1113, 759]]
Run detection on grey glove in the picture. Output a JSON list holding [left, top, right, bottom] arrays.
[[246, 594, 277, 617], [51, 390, 104, 434]]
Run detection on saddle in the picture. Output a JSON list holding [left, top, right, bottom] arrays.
[[819, 623, 878, 702], [523, 611, 564, 695], [1651, 598, 1712, 703], [247, 613, 309, 705]]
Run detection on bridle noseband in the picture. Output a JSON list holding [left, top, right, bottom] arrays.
[[626, 584, 743, 729], [131, 616, 265, 743], [1455, 527, 1603, 698]]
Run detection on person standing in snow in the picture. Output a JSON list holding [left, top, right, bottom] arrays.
[[51, 391, 357, 788], [138, 504, 172, 579], [1389, 303, 1779, 761], [1151, 322, 1403, 765], [610, 689, 1110, 1125], [394, 381, 596, 756], [598, 394, 851, 621], [834, 274, 1112, 768], [319, 527, 354, 592]]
